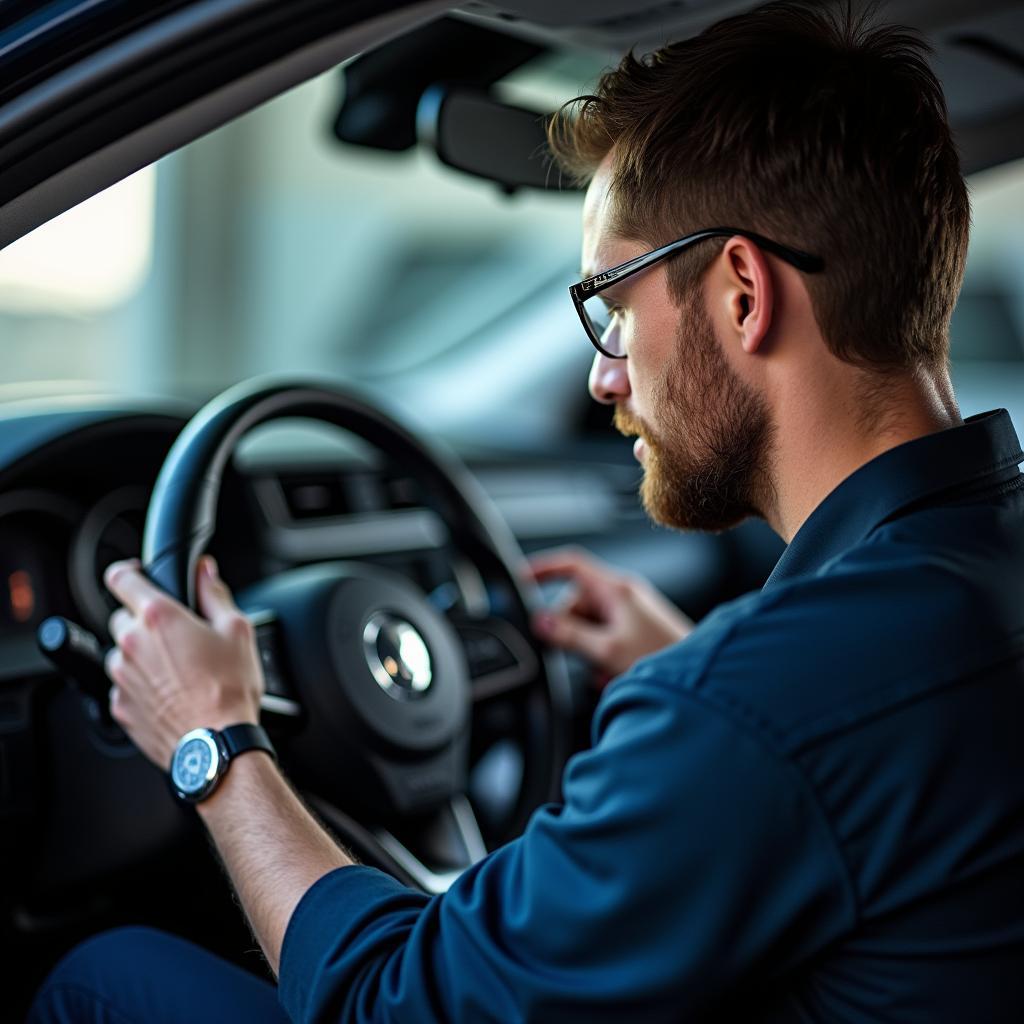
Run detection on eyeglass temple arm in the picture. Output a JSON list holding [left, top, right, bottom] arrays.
[[575, 227, 824, 297], [651, 227, 825, 274]]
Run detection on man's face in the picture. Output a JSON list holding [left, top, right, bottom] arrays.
[[582, 158, 774, 532]]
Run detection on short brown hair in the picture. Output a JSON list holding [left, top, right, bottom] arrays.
[[549, 0, 969, 371]]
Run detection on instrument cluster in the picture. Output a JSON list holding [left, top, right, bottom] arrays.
[[0, 485, 148, 645]]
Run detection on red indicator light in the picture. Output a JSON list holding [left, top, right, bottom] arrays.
[[9, 569, 35, 623]]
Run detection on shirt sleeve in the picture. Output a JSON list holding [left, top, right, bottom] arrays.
[[278, 677, 856, 1023]]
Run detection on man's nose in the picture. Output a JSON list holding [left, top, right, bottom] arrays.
[[588, 351, 630, 405]]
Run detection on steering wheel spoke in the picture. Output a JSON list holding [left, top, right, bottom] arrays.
[[247, 610, 304, 720], [311, 792, 487, 895], [453, 615, 538, 701], [374, 795, 487, 894]]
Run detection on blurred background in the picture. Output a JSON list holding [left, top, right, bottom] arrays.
[[0, 51, 1020, 452]]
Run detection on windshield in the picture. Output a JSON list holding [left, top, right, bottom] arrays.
[[0, 55, 1021, 447]]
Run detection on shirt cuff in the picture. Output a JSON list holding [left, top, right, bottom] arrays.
[[278, 864, 426, 1023]]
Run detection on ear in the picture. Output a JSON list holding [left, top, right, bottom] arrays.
[[720, 236, 774, 355]]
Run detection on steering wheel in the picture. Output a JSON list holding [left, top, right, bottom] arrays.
[[141, 378, 571, 892]]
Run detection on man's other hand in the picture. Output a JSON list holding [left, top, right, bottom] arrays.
[[527, 547, 693, 684], [103, 556, 264, 768]]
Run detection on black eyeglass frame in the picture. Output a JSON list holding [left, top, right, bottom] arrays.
[[570, 227, 825, 358]]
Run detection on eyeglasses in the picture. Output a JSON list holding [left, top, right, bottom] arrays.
[[569, 227, 825, 359]]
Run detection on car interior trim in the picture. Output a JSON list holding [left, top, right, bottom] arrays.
[[0, 0, 451, 249]]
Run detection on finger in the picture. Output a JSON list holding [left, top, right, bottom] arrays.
[[104, 645, 146, 693], [526, 548, 598, 583], [196, 556, 240, 629], [558, 587, 605, 623], [104, 560, 161, 616], [528, 551, 617, 607], [108, 681, 138, 729], [531, 608, 611, 664], [108, 607, 134, 649], [534, 552, 619, 620]]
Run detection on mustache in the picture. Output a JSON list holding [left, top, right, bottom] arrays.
[[614, 405, 649, 439]]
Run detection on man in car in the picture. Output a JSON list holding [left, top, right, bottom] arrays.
[[29, 0, 1024, 1021]]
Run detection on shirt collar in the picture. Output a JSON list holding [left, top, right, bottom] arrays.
[[764, 409, 1024, 590]]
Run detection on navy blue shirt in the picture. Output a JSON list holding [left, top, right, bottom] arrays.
[[279, 410, 1024, 1023]]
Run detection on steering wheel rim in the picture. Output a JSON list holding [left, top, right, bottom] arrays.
[[141, 376, 571, 888]]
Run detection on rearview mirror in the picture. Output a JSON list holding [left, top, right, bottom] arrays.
[[416, 86, 579, 194]]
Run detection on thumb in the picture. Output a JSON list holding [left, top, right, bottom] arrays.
[[196, 556, 238, 627], [532, 609, 610, 665]]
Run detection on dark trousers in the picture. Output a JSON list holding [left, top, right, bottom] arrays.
[[27, 926, 289, 1023]]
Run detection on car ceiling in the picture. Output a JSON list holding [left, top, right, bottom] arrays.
[[453, 0, 1024, 174], [0, 0, 1021, 251]]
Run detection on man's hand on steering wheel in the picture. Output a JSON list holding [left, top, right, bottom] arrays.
[[528, 547, 694, 685], [104, 556, 264, 768]]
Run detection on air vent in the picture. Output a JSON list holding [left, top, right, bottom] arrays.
[[278, 473, 350, 519], [383, 472, 425, 510]]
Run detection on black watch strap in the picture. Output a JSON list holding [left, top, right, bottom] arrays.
[[220, 723, 276, 763]]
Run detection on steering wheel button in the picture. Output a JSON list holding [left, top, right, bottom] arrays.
[[458, 627, 519, 677], [255, 627, 292, 697]]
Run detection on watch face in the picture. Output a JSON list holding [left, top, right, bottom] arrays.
[[171, 730, 220, 799]]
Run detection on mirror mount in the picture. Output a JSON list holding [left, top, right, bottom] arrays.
[[416, 85, 580, 194], [333, 16, 543, 153]]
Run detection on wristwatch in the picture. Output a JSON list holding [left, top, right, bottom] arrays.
[[169, 723, 276, 804]]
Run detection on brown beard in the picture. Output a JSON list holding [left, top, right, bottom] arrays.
[[614, 292, 775, 532]]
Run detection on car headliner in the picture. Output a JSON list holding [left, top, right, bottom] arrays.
[[0, 0, 1021, 252]]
